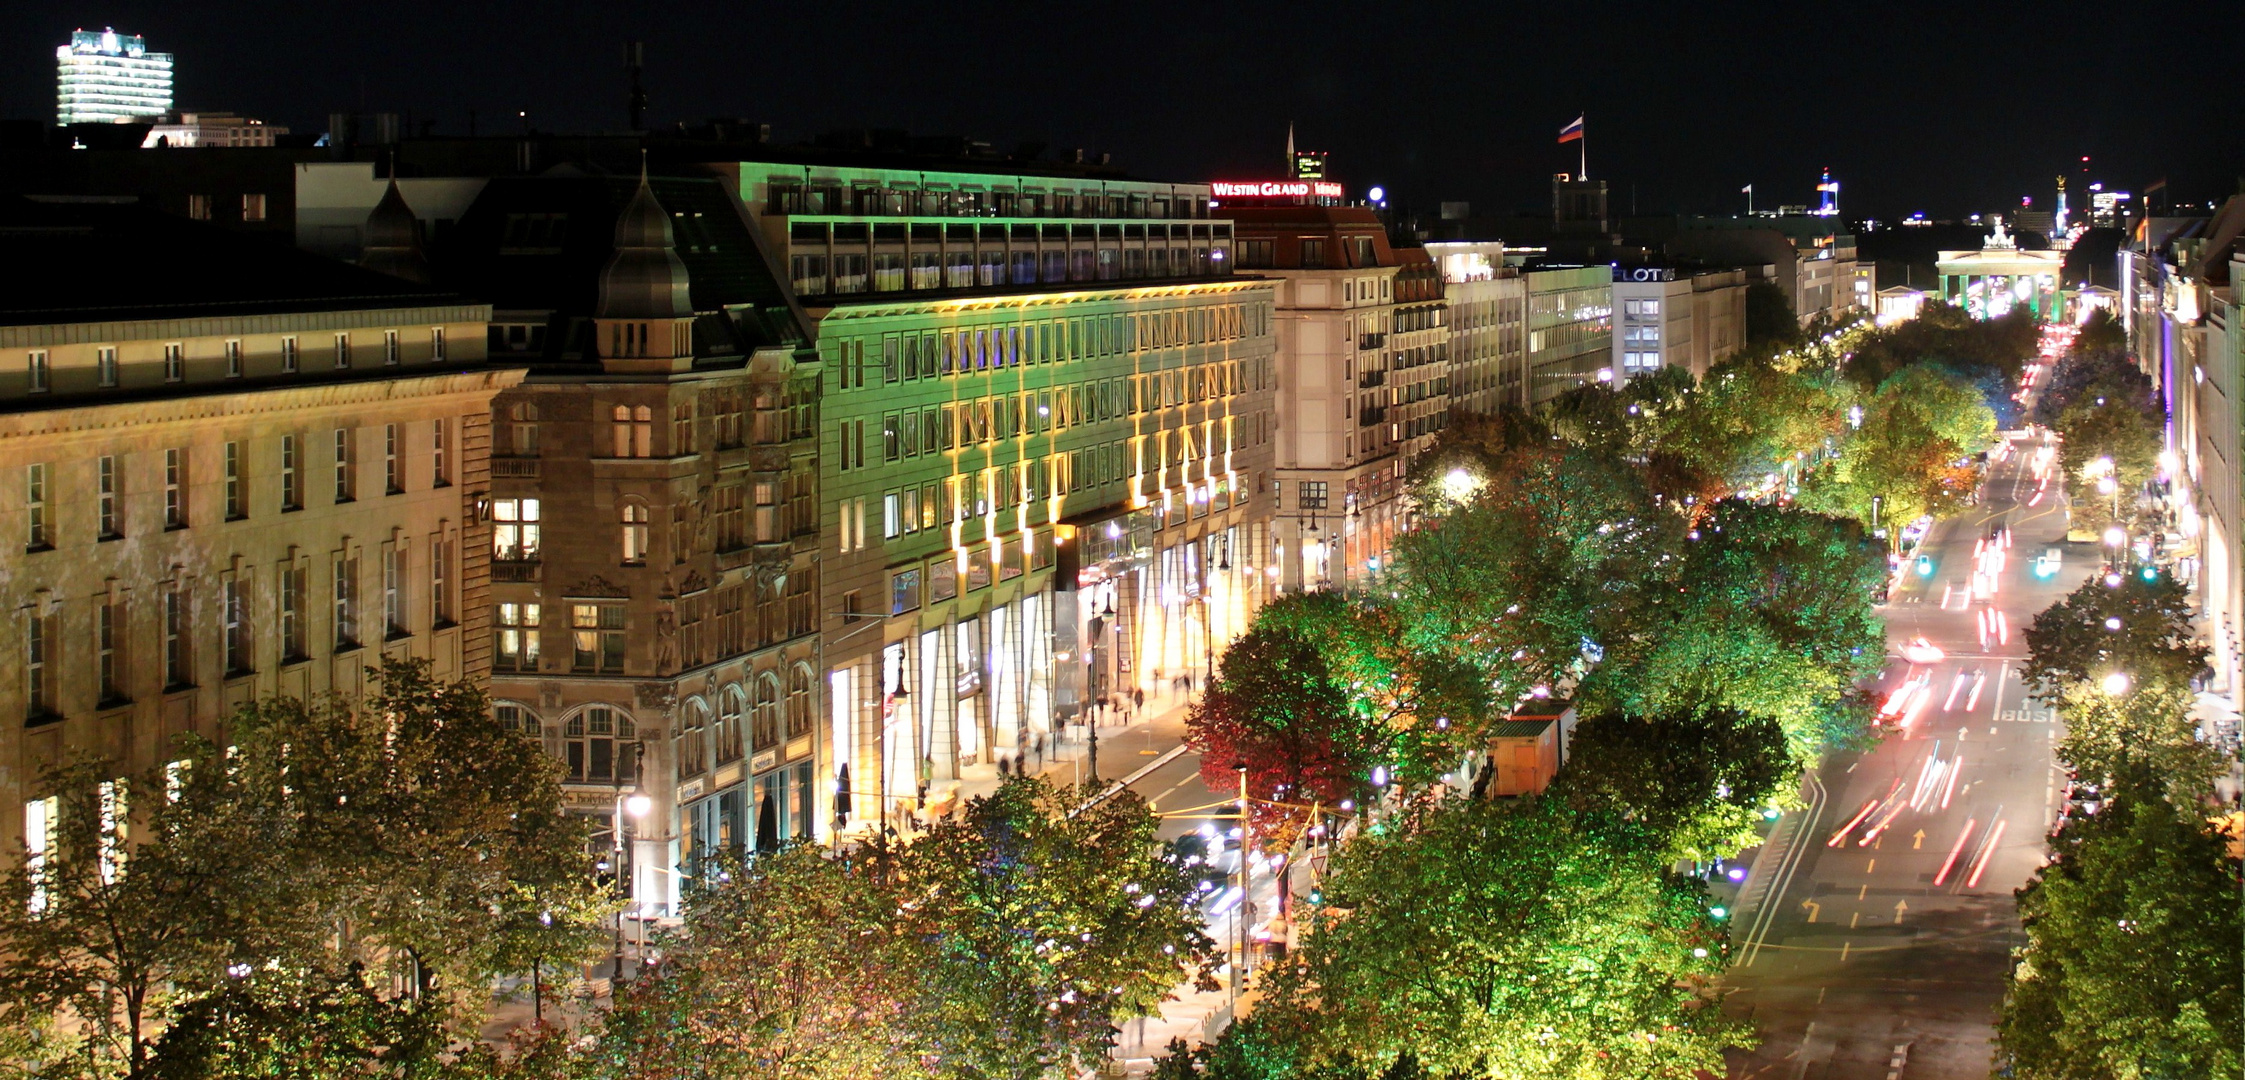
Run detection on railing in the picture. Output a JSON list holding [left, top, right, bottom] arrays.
[[1358, 332, 1386, 350], [492, 561, 541, 583], [1357, 370, 1385, 388], [491, 458, 540, 479]]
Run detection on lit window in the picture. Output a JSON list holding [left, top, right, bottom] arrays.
[[493, 499, 541, 561]]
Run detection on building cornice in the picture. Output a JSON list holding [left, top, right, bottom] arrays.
[[0, 304, 494, 350], [809, 279, 1274, 321], [0, 368, 526, 440]]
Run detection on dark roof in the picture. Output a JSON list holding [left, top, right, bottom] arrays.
[[434, 173, 807, 353], [1487, 719, 1556, 739], [0, 195, 471, 327]]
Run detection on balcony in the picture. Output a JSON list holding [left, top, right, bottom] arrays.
[[1357, 332, 1387, 351], [491, 457, 540, 479], [1357, 406, 1388, 427], [492, 560, 541, 583], [1357, 370, 1385, 389]]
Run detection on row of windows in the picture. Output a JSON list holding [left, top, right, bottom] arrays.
[[19, 328, 447, 394], [766, 182, 1207, 221], [830, 305, 1269, 391], [20, 540, 454, 721], [789, 245, 1229, 296], [18, 423, 452, 552]]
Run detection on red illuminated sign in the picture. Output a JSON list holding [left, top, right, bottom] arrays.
[[1211, 180, 1344, 199]]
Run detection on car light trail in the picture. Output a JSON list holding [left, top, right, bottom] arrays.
[[1941, 755, 1963, 809], [1996, 610, 2009, 645], [1933, 818, 1977, 886], [1943, 669, 1968, 711], [1828, 797, 1882, 847], [1965, 669, 1987, 711], [1965, 819, 2008, 888]]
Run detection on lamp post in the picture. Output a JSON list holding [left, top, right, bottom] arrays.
[[609, 747, 651, 982], [1232, 761, 1249, 1005]]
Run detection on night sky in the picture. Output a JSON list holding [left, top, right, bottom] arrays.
[[9, 1, 2241, 222]]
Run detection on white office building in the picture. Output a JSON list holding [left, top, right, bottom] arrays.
[[56, 28, 173, 125]]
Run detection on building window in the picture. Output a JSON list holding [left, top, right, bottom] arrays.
[[672, 403, 694, 454], [333, 554, 360, 650], [496, 703, 540, 738], [332, 429, 357, 502], [383, 424, 402, 494], [96, 456, 121, 539], [279, 563, 307, 663], [787, 663, 813, 742], [280, 336, 299, 374], [186, 194, 211, 220], [715, 685, 745, 764], [97, 346, 118, 387], [571, 603, 625, 673], [429, 534, 452, 627], [430, 327, 446, 362], [163, 343, 184, 382], [242, 193, 267, 222], [752, 673, 781, 751], [564, 707, 638, 784], [493, 498, 540, 562], [495, 602, 540, 671], [505, 402, 540, 456], [224, 340, 243, 378], [163, 448, 187, 529], [223, 442, 246, 520], [620, 502, 651, 565], [24, 465, 48, 551], [383, 546, 409, 639], [280, 436, 301, 511], [612, 405, 653, 458], [677, 699, 709, 777], [98, 598, 126, 704], [1297, 480, 1329, 510], [27, 351, 48, 393], [383, 330, 401, 365], [430, 419, 450, 487], [25, 609, 53, 719], [164, 584, 191, 688], [223, 578, 252, 676], [333, 333, 351, 369]]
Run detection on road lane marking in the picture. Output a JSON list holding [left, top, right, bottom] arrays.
[[1801, 898, 1820, 923], [1893, 899, 1909, 923], [1912, 830, 1925, 850], [1850, 911, 1861, 928], [1865, 858, 1876, 874]]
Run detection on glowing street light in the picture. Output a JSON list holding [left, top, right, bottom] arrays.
[[2103, 526, 2127, 548], [2100, 671, 2131, 696]]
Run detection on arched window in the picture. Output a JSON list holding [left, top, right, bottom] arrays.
[[612, 405, 653, 458], [715, 685, 745, 765], [677, 698, 710, 777], [620, 500, 651, 565], [752, 673, 781, 752], [786, 663, 814, 743], [563, 706, 638, 783], [495, 701, 542, 740]]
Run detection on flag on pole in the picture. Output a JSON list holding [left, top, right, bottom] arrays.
[[1557, 116, 1584, 144], [1741, 184, 1753, 195]]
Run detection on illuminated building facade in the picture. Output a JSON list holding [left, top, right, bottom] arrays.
[[56, 28, 173, 124], [431, 171, 819, 915], [731, 162, 1277, 834], [1425, 242, 1526, 417], [140, 112, 290, 148], [1669, 216, 1861, 327], [1227, 205, 1434, 589], [1610, 266, 1749, 382], [0, 196, 513, 865], [1936, 220, 2063, 320], [1523, 265, 1615, 404]]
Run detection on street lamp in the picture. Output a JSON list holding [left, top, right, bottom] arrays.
[[610, 754, 651, 982], [2100, 671, 2132, 696]]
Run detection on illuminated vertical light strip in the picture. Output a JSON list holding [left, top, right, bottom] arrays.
[[1932, 819, 1977, 886], [1943, 669, 1968, 711], [1940, 755, 1963, 809]]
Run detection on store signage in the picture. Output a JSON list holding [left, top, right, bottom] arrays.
[[1616, 267, 1676, 282], [1211, 180, 1344, 198]]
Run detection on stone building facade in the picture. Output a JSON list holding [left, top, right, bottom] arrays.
[[0, 195, 513, 862]]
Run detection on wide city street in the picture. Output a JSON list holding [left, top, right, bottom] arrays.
[[1723, 431, 2085, 1079]]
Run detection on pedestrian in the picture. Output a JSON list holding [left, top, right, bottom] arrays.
[[1033, 733, 1046, 767], [1132, 686, 1145, 711]]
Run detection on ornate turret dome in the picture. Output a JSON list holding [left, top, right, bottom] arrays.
[[596, 171, 692, 319], [358, 178, 429, 284]]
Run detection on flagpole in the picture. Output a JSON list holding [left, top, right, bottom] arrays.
[[1579, 118, 1587, 181]]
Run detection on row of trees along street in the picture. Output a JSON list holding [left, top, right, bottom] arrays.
[[1162, 302, 2029, 1078], [0, 298, 2096, 1080], [1991, 320, 2243, 1080]]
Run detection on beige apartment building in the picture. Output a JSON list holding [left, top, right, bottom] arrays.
[[1229, 205, 1445, 589], [0, 195, 513, 864], [1612, 266, 1751, 382]]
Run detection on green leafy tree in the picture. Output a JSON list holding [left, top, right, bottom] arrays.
[[2020, 572, 2206, 698], [2048, 681, 2224, 799], [1798, 362, 1994, 532], [0, 660, 609, 1076], [574, 842, 928, 1080], [897, 777, 1215, 1080], [1587, 502, 1886, 759], [1549, 710, 1794, 861], [142, 969, 449, 1080], [1260, 795, 1748, 1079], [1742, 280, 1800, 350], [1996, 787, 2243, 1080]]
